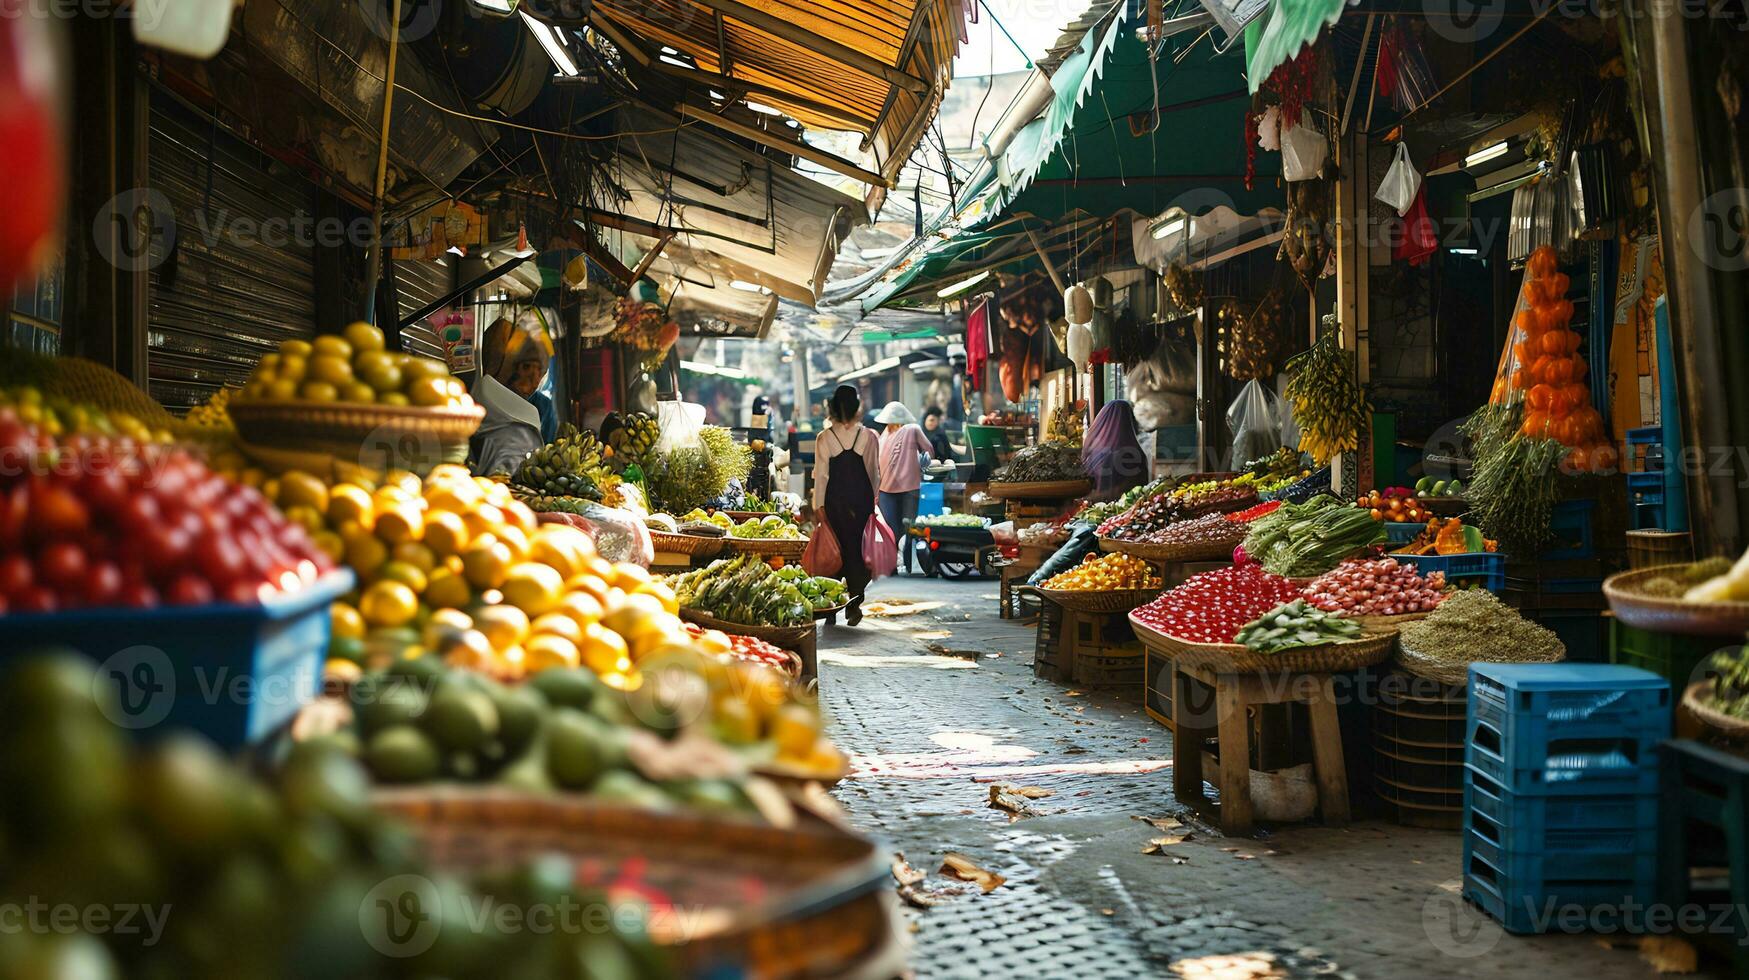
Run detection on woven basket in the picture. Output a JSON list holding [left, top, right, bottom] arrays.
[[1099, 536, 1240, 563], [1129, 615, 1396, 674], [649, 530, 726, 558], [1683, 681, 1749, 741], [372, 788, 895, 979], [230, 400, 482, 473], [721, 537, 808, 561], [813, 601, 849, 621], [1353, 611, 1433, 630], [1604, 564, 1749, 636], [1033, 586, 1163, 614], [723, 511, 797, 524], [985, 479, 1092, 500], [1394, 641, 1565, 688], [679, 607, 817, 649]]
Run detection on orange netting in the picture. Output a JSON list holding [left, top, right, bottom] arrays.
[[1487, 246, 1619, 472]]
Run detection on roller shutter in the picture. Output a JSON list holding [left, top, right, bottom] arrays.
[[145, 90, 317, 410]]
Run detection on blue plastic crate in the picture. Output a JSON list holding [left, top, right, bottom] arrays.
[[0, 570, 353, 749], [1626, 471, 1665, 493], [1465, 768, 1660, 837], [918, 482, 946, 518], [1465, 828, 1657, 885], [1471, 689, 1667, 746], [1541, 499, 1597, 560], [1470, 662, 1671, 724], [1464, 853, 1654, 935], [1399, 552, 1506, 592], [1383, 522, 1427, 545]]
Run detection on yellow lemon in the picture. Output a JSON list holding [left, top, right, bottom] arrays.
[[423, 567, 472, 610], [631, 580, 680, 615], [602, 592, 668, 640], [392, 541, 436, 575], [461, 503, 506, 539], [331, 602, 366, 640], [374, 502, 423, 545], [312, 530, 346, 562], [328, 484, 375, 529], [276, 470, 330, 513], [358, 580, 419, 629], [279, 339, 313, 359], [473, 604, 530, 652], [500, 562, 565, 618], [377, 561, 429, 596], [379, 392, 410, 407], [504, 500, 542, 538], [307, 355, 354, 387], [344, 534, 389, 580], [298, 381, 338, 403], [524, 634, 581, 672], [343, 320, 386, 353], [531, 613, 584, 646], [422, 510, 470, 558], [553, 590, 604, 631], [578, 623, 630, 675], [461, 538, 513, 590], [495, 524, 530, 562], [338, 381, 376, 404], [528, 525, 590, 579], [276, 355, 307, 383], [610, 563, 654, 591], [407, 377, 450, 408], [281, 505, 325, 535], [311, 335, 353, 360], [267, 378, 299, 400]]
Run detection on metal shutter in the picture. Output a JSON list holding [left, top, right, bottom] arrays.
[[396, 256, 453, 325], [146, 91, 317, 410]]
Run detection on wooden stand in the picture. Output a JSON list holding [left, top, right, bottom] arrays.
[[998, 558, 1042, 619], [1168, 661, 1351, 836]]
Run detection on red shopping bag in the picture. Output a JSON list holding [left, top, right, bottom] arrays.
[[862, 513, 898, 580], [802, 519, 842, 576]]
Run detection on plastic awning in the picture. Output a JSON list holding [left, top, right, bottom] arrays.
[[600, 109, 865, 307], [1245, 0, 1351, 92]]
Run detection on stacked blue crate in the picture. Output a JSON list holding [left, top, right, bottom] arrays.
[[1461, 663, 1671, 934]]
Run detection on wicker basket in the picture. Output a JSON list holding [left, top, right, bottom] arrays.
[[985, 479, 1092, 500], [721, 537, 808, 561], [230, 400, 483, 473], [649, 530, 726, 558], [679, 607, 816, 649], [722, 511, 797, 524], [1604, 564, 1749, 636], [1394, 641, 1565, 688], [1683, 681, 1749, 741], [813, 601, 849, 621], [1099, 536, 1240, 563], [372, 788, 896, 980], [1129, 615, 1396, 674], [1033, 586, 1163, 614], [1353, 611, 1433, 630]]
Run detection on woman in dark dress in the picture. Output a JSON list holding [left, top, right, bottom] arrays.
[[812, 385, 880, 625]]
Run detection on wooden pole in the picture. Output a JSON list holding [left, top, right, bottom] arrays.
[[361, 0, 403, 326], [1025, 226, 1068, 293]]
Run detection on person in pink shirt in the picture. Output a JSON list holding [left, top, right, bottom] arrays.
[[875, 402, 935, 571]]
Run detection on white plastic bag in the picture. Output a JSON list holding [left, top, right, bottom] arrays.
[[1226, 379, 1290, 468], [1281, 122, 1328, 182], [653, 401, 706, 454], [1375, 142, 1421, 216]]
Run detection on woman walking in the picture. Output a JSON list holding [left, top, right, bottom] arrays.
[[1081, 399, 1151, 502], [874, 401, 934, 570], [814, 386, 881, 625]]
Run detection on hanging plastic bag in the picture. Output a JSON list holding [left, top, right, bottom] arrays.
[[1226, 379, 1290, 468], [1280, 122, 1328, 182], [802, 519, 842, 576], [1393, 186, 1439, 267], [1375, 142, 1421, 216], [862, 513, 899, 580], [653, 400, 706, 454], [535, 501, 654, 567]]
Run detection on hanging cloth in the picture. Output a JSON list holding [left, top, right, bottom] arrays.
[[966, 298, 991, 391]]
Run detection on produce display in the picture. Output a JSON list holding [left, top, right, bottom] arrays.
[[1619, 556, 1734, 599], [1225, 500, 1283, 523], [1702, 646, 1749, 720], [918, 513, 990, 529], [1397, 590, 1565, 668], [772, 565, 847, 610], [0, 427, 334, 612], [1241, 495, 1388, 578], [1268, 466, 1332, 503], [727, 515, 805, 540], [1245, 446, 1309, 484], [0, 654, 664, 978], [1303, 558, 1448, 617], [1099, 481, 1259, 541], [1678, 549, 1749, 603], [991, 441, 1086, 484], [182, 385, 235, 434], [683, 622, 794, 671], [235, 323, 474, 409], [1081, 478, 1170, 525], [1041, 553, 1162, 592], [1284, 323, 1370, 465], [645, 426, 751, 515], [977, 411, 1034, 427], [1359, 487, 1432, 523], [1413, 475, 1463, 499], [514, 424, 620, 502], [1391, 517, 1495, 557], [604, 411, 660, 465], [667, 555, 817, 627], [0, 383, 172, 443], [1017, 520, 1071, 547], [1131, 564, 1303, 644], [1235, 599, 1363, 653], [729, 495, 800, 517], [1125, 511, 1249, 550]]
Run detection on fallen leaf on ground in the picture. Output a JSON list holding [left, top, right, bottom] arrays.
[[925, 643, 984, 660], [1065, 690, 1084, 697], [939, 853, 1005, 893], [1141, 835, 1192, 854], [986, 783, 1054, 820], [1134, 815, 1184, 833], [912, 630, 954, 640], [1638, 936, 1698, 973], [891, 855, 927, 887]]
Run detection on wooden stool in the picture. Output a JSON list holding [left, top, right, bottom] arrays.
[[1169, 661, 1350, 836], [998, 559, 1041, 619]]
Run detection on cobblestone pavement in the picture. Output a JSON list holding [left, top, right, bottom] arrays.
[[820, 577, 1724, 980]]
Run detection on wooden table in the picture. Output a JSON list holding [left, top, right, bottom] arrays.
[[1168, 660, 1351, 836]]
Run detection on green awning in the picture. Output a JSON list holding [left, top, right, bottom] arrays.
[[866, 8, 1283, 311], [1246, 0, 1349, 92]]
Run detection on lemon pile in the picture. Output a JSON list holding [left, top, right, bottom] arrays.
[[234, 321, 474, 409], [1043, 553, 1163, 592], [184, 385, 235, 433], [0, 385, 172, 442]]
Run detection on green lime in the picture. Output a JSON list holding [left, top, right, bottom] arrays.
[[422, 686, 500, 753], [365, 725, 441, 782]]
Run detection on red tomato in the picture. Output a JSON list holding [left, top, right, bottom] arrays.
[[30, 481, 88, 538], [141, 524, 191, 576], [10, 586, 56, 614], [220, 579, 261, 605], [166, 574, 214, 607], [194, 533, 246, 585], [117, 582, 159, 609], [79, 465, 129, 515], [0, 483, 26, 549], [84, 560, 123, 606], [37, 540, 87, 591], [0, 553, 32, 596], [118, 492, 161, 530]]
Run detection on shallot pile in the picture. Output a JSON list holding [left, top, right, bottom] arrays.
[[1132, 564, 1303, 644], [1302, 557, 1448, 617]]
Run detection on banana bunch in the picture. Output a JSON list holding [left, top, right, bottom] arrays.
[[1284, 323, 1370, 465], [514, 425, 620, 500], [185, 386, 236, 432], [607, 412, 659, 464]]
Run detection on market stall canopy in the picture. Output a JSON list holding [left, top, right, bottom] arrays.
[[588, 0, 967, 194], [590, 108, 866, 307], [666, 266, 782, 339], [862, 6, 1282, 310], [1245, 0, 1350, 92]]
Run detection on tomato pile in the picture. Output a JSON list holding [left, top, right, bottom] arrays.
[[1131, 564, 1302, 644], [1225, 500, 1283, 523], [0, 412, 333, 613], [1302, 557, 1447, 617], [682, 622, 794, 672]]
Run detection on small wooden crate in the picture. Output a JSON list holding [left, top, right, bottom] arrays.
[[1032, 600, 1070, 681], [999, 559, 1041, 620]]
